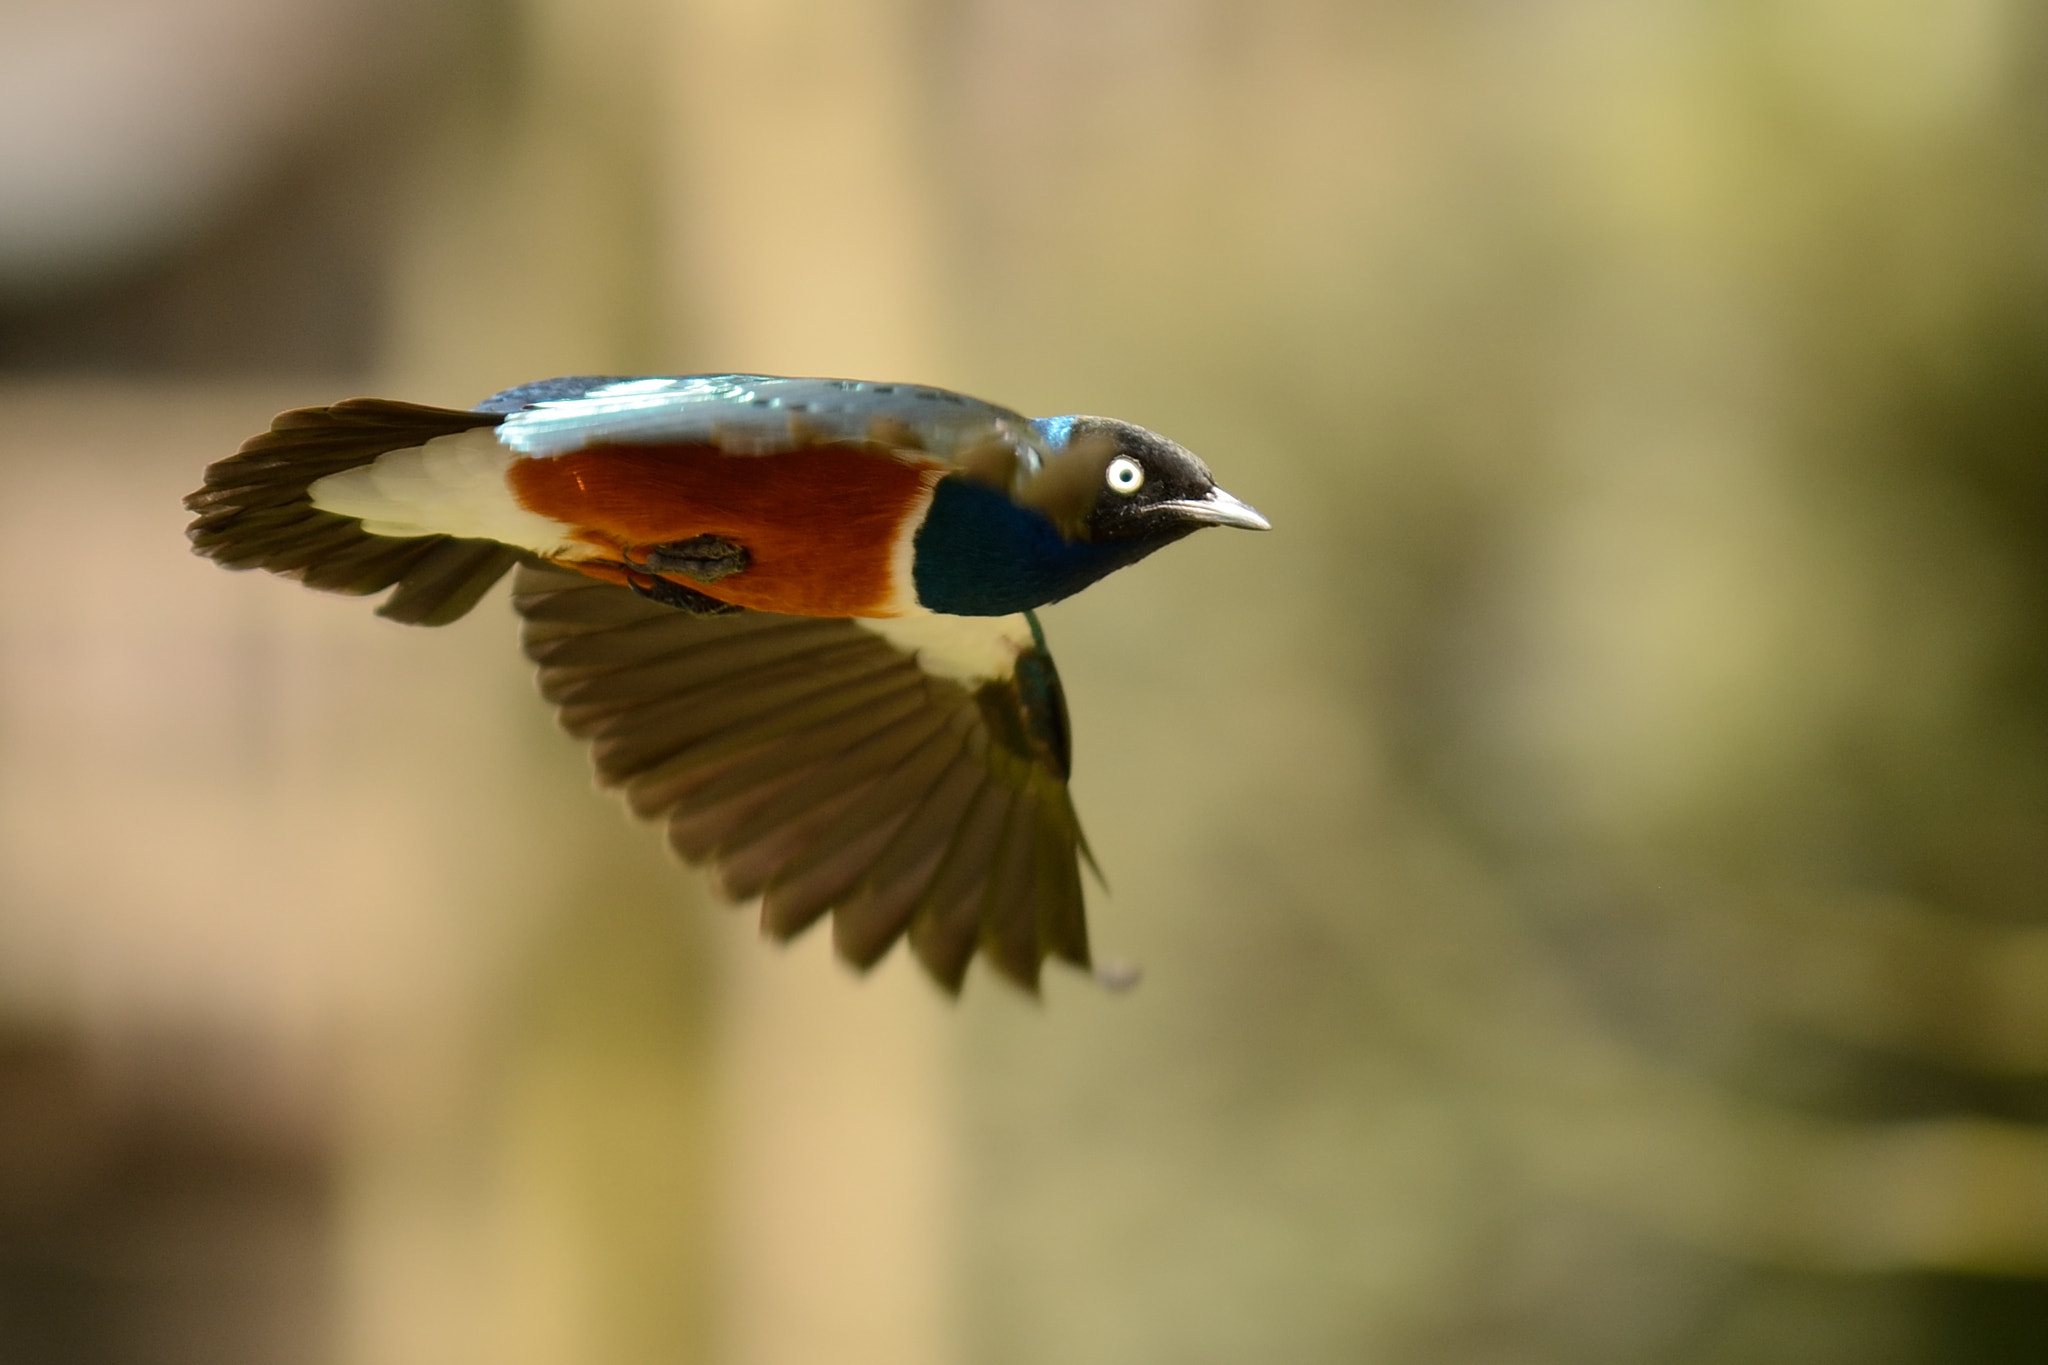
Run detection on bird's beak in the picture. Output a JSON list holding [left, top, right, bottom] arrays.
[[1163, 486, 1271, 531]]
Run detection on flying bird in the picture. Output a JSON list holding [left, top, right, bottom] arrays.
[[184, 375, 1268, 993]]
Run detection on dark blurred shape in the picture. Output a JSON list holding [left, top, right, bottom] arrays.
[[0, 132, 391, 377], [0, 0, 492, 377], [0, 1028, 333, 1365], [0, 0, 435, 288], [1931, 1276, 2048, 1365]]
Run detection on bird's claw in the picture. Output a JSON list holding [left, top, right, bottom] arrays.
[[640, 534, 749, 583], [626, 572, 744, 615]]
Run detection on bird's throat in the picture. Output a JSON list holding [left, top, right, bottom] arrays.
[[909, 477, 1157, 616]]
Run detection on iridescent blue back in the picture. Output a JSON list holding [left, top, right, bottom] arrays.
[[475, 374, 1049, 464]]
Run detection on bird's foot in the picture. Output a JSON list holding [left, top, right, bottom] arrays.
[[639, 535, 749, 583], [626, 572, 745, 615]]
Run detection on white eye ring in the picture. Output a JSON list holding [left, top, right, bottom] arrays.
[[1105, 456, 1145, 495]]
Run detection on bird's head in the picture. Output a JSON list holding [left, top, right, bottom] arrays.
[[1016, 416, 1269, 545], [911, 412, 1268, 616]]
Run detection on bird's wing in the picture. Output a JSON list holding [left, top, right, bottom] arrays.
[[481, 374, 1048, 471], [512, 561, 1093, 994], [185, 399, 530, 625]]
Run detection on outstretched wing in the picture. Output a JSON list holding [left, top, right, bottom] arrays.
[[512, 562, 1092, 993], [480, 374, 1046, 468], [185, 399, 528, 625]]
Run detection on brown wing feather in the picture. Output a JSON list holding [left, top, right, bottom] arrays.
[[510, 562, 1094, 993], [185, 399, 531, 626], [909, 779, 1021, 990]]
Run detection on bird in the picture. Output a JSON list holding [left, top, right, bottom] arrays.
[[184, 374, 1268, 994]]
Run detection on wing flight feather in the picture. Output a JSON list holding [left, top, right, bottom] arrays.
[[510, 562, 1093, 992], [185, 399, 529, 625]]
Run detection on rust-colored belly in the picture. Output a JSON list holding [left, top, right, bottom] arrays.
[[507, 441, 939, 617]]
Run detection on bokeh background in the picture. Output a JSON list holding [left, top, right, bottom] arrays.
[[4, 1, 2048, 1361]]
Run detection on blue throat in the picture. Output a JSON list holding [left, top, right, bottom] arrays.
[[911, 477, 1156, 616]]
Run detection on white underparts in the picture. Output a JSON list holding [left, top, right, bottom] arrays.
[[308, 427, 575, 552], [855, 609, 1036, 686], [881, 472, 944, 616]]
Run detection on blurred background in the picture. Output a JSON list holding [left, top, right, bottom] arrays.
[[4, 0, 2048, 1361]]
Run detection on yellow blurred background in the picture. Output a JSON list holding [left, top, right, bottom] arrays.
[[4, 1, 2048, 1361]]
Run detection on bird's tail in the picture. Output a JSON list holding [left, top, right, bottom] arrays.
[[185, 399, 532, 626]]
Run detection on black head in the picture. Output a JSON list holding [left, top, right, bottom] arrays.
[[1018, 416, 1269, 545]]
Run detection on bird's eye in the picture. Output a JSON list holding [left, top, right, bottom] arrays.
[[1105, 456, 1145, 495]]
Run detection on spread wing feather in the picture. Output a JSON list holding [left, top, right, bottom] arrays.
[[511, 562, 1093, 993], [185, 399, 528, 625]]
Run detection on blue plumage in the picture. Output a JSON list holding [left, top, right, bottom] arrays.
[[910, 477, 1161, 615], [1030, 414, 1080, 450]]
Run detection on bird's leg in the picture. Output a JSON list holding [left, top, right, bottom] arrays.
[[626, 571, 745, 615], [639, 534, 750, 583]]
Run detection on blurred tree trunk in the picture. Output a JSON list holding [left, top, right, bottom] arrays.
[[662, 4, 958, 1364]]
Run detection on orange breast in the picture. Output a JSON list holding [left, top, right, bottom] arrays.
[[507, 441, 941, 617]]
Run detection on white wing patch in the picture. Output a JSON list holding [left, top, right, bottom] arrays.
[[308, 427, 575, 551], [856, 609, 1036, 685]]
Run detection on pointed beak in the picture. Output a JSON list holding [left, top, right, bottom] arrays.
[[1167, 485, 1271, 531]]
